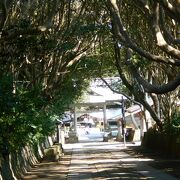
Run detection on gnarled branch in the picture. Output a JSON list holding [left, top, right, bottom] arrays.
[[106, 0, 180, 66], [127, 60, 180, 94]]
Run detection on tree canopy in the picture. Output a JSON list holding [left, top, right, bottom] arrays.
[[0, 0, 179, 154], [0, 0, 100, 152], [102, 0, 180, 129]]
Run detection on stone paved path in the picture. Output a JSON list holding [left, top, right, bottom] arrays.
[[22, 142, 179, 180]]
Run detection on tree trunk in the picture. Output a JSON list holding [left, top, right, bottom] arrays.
[[1, 154, 17, 180]]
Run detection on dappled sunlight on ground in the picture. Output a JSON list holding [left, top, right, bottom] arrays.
[[22, 152, 71, 180], [66, 142, 158, 180], [22, 141, 179, 180]]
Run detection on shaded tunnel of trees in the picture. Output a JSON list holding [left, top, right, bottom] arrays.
[[0, 0, 179, 179]]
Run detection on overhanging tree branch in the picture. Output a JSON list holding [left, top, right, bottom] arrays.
[[159, 8, 180, 45], [152, 3, 180, 60], [106, 0, 180, 66], [127, 60, 180, 94], [110, 25, 163, 128], [157, 0, 180, 23], [100, 76, 141, 106]]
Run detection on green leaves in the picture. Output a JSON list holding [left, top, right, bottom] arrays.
[[0, 75, 15, 116], [0, 76, 56, 150], [172, 115, 180, 128], [163, 114, 180, 135], [131, 54, 151, 68]]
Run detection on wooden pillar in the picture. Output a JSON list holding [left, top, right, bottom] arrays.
[[130, 113, 139, 129], [74, 106, 77, 135], [57, 124, 61, 143], [121, 97, 126, 146], [103, 104, 107, 130]]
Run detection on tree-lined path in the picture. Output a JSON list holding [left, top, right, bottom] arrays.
[[22, 141, 179, 180], [0, 1, 179, 179]]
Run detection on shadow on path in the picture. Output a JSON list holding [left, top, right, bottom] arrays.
[[124, 146, 180, 179], [22, 152, 71, 179], [22, 142, 180, 180]]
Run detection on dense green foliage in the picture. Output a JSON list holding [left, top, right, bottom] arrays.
[[0, 1, 107, 155], [0, 75, 51, 151], [165, 114, 180, 135], [0, 0, 179, 156]]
